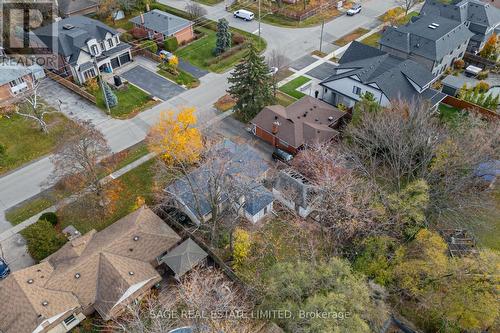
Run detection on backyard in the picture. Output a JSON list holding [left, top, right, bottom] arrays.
[[279, 76, 311, 99], [0, 112, 77, 175]]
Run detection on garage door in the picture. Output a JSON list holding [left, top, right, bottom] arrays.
[[119, 53, 131, 65], [110, 57, 120, 69]]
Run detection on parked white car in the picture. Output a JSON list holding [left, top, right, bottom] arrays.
[[234, 9, 255, 21], [347, 3, 362, 16]]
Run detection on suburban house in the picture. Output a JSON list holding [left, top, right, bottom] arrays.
[[420, 0, 500, 53], [0, 59, 45, 105], [0, 207, 189, 333], [319, 42, 446, 108], [33, 16, 132, 84], [166, 140, 274, 225], [379, 13, 474, 75], [130, 9, 195, 44], [251, 96, 346, 155], [273, 169, 319, 218], [56, 0, 98, 17]]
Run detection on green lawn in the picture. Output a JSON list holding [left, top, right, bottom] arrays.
[[334, 27, 370, 46], [157, 65, 200, 88], [194, 0, 223, 5], [279, 76, 311, 99], [0, 113, 76, 175], [398, 11, 419, 25], [361, 32, 382, 48], [438, 103, 466, 126], [96, 83, 158, 119]]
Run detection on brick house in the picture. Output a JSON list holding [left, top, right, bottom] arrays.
[[130, 9, 195, 44], [0, 54, 45, 105]]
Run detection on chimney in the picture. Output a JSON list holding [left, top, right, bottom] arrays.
[[146, 3, 150, 12], [272, 120, 280, 134], [140, 13, 145, 25]]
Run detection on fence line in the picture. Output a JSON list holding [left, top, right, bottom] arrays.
[[45, 71, 97, 104], [442, 95, 499, 120]]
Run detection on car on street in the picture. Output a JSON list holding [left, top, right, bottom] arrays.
[[0, 258, 10, 279], [347, 3, 362, 15], [234, 9, 255, 21], [272, 148, 294, 164]]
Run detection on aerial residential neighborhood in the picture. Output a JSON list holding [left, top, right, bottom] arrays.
[[0, 0, 499, 332]]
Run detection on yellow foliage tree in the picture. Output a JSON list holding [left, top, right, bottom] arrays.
[[232, 228, 251, 271], [168, 55, 179, 67], [147, 107, 203, 165]]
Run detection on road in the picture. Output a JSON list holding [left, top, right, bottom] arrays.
[[0, 0, 400, 233]]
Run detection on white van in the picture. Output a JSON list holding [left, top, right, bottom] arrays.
[[234, 9, 255, 21]]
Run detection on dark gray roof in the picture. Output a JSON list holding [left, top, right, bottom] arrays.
[[58, 0, 97, 16], [160, 238, 208, 278], [274, 169, 317, 209], [322, 42, 440, 104], [130, 9, 192, 36], [78, 61, 94, 72], [244, 185, 273, 216], [102, 42, 131, 57], [421, 0, 500, 31], [166, 140, 270, 219], [0, 63, 44, 85], [34, 16, 117, 65], [379, 14, 474, 61]]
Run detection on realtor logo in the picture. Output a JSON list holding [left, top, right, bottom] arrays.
[[0, 0, 57, 55]]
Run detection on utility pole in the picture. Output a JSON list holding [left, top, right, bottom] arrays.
[[258, 0, 261, 39], [319, 19, 325, 53], [93, 57, 110, 115]]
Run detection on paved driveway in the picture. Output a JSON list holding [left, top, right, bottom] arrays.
[[120, 65, 185, 101], [179, 59, 209, 79]]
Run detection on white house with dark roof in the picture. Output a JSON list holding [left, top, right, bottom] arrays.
[[319, 42, 445, 109], [33, 16, 132, 84], [379, 14, 474, 76], [421, 0, 500, 52]]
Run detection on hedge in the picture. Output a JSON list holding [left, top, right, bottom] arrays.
[[39, 212, 58, 226], [164, 37, 179, 51], [21, 219, 66, 261]]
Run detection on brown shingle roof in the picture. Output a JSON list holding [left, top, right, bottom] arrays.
[[0, 206, 181, 333], [251, 96, 345, 148]]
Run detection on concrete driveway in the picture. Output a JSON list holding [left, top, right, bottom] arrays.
[[120, 65, 185, 101]]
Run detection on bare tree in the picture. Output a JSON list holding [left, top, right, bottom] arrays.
[[397, 0, 418, 15], [112, 267, 256, 333], [185, 2, 207, 20], [49, 120, 111, 199], [266, 49, 290, 71], [12, 78, 59, 133]]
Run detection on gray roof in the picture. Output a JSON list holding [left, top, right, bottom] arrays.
[[130, 9, 192, 36], [160, 238, 208, 278], [321, 42, 444, 105], [58, 0, 97, 16], [274, 169, 318, 209], [0, 63, 44, 86], [421, 0, 500, 32], [34, 16, 117, 65], [166, 140, 270, 219], [244, 185, 274, 216], [379, 14, 474, 61]]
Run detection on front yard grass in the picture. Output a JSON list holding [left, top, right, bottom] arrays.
[[278, 76, 311, 99], [157, 65, 200, 88], [96, 83, 158, 119], [0, 113, 76, 175], [334, 27, 370, 46], [276, 91, 297, 106], [361, 32, 382, 48], [194, 0, 223, 5]]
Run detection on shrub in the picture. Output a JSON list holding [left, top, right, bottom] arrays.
[[141, 40, 158, 54], [444, 67, 453, 75], [0, 143, 6, 163], [164, 36, 179, 51], [130, 27, 148, 39], [21, 219, 66, 261], [453, 58, 465, 70], [85, 78, 99, 95], [475, 81, 490, 93], [477, 70, 489, 80], [39, 212, 58, 226], [232, 33, 245, 45], [120, 32, 133, 42]]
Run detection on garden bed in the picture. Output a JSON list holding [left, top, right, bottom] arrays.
[[334, 27, 370, 46]]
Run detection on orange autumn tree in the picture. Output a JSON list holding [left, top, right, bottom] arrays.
[[147, 107, 203, 165], [480, 33, 498, 60]]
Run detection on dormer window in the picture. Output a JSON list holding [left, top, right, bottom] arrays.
[[114, 36, 119, 45], [108, 39, 114, 48], [90, 45, 98, 55]]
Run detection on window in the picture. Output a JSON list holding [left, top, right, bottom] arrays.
[[90, 45, 98, 55], [100, 41, 105, 50], [108, 39, 114, 48], [63, 314, 77, 327], [352, 86, 361, 95], [9, 78, 24, 88], [83, 68, 96, 80], [114, 36, 119, 44]]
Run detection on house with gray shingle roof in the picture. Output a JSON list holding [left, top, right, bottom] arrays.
[[421, 0, 500, 52], [33, 16, 132, 84], [165, 140, 273, 225], [319, 42, 445, 109], [56, 0, 98, 17], [130, 9, 195, 44], [0, 56, 45, 105], [379, 14, 474, 76]]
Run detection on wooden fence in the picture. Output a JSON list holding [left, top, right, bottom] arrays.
[[132, 48, 162, 63], [45, 71, 97, 104], [463, 52, 497, 70], [442, 95, 499, 121], [271, 2, 339, 21]]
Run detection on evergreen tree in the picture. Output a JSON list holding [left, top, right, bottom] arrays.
[[103, 80, 118, 108], [483, 93, 493, 109], [227, 43, 275, 122], [214, 18, 231, 56], [490, 94, 499, 110]]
